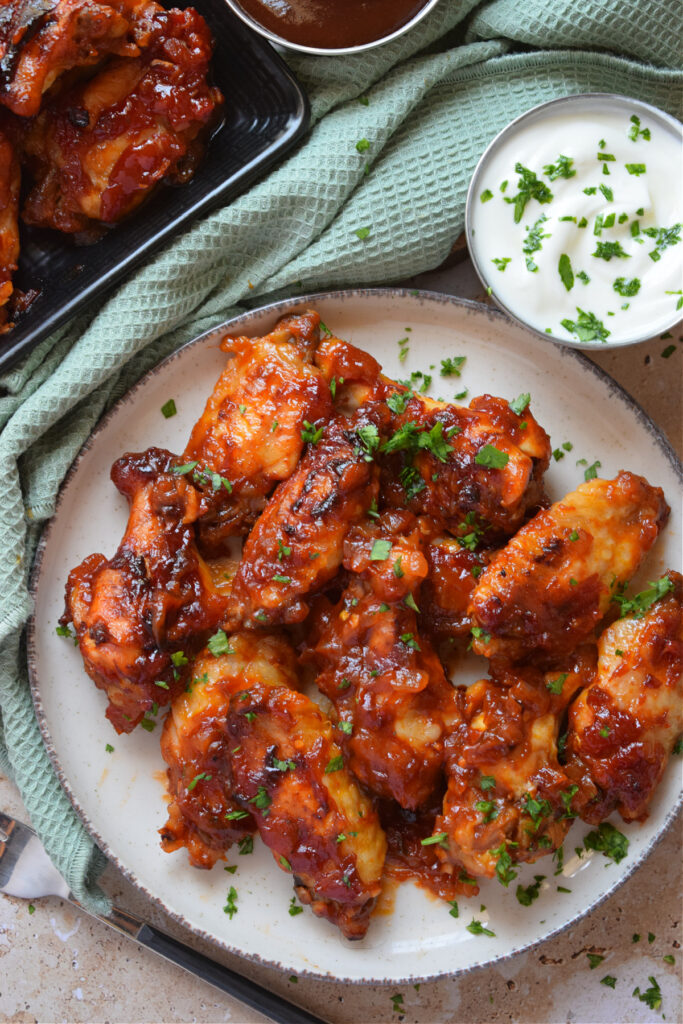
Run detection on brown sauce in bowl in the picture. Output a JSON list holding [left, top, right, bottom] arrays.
[[237, 0, 431, 50]]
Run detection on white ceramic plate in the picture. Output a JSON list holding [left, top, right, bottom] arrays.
[[28, 290, 682, 984]]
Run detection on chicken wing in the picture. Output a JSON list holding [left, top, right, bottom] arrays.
[[433, 649, 596, 880], [469, 471, 670, 663], [304, 510, 462, 809], [21, 6, 222, 235], [63, 448, 230, 732], [184, 311, 333, 553], [225, 680, 386, 940], [565, 571, 682, 823], [378, 389, 551, 540], [159, 632, 300, 868], [224, 410, 380, 630], [0, 116, 19, 332], [0, 0, 149, 117]]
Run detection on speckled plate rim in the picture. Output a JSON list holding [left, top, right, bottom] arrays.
[[465, 92, 683, 351], [27, 288, 683, 985]]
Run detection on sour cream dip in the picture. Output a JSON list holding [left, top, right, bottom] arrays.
[[467, 95, 683, 348]]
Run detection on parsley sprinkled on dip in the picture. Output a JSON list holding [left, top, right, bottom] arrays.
[[467, 95, 683, 347]]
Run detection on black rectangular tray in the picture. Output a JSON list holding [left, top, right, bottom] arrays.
[[0, 0, 309, 373]]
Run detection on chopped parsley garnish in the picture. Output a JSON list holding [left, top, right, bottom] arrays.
[[583, 821, 629, 863], [338, 720, 353, 735], [161, 399, 177, 418], [612, 575, 673, 618], [370, 539, 392, 561], [492, 257, 511, 271], [355, 137, 370, 152], [356, 423, 380, 460], [404, 593, 420, 613], [523, 213, 551, 272], [522, 793, 552, 826], [354, 226, 371, 241], [543, 154, 576, 180], [594, 212, 615, 235], [187, 772, 211, 791], [140, 717, 156, 732], [516, 875, 545, 907], [492, 841, 518, 887], [223, 886, 238, 919], [324, 755, 344, 774], [592, 241, 630, 261], [225, 809, 249, 821], [628, 115, 651, 141], [505, 163, 553, 223], [546, 673, 568, 695], [417, 421, 454, 462], [301, 420, 324, 444], [587, 953, 604, 969], [662, 344, 676, 359], [272, 574, 291, 584], [584, 460, 601, 481], [279, 855, 291, 871], [663, 955, 675, 965], [633, 976, 662, 1012], [558, 253, 574, 290], [440, 356, 466, 377], [400, 632, 421, 651], [448, 900, 459, 918], [613, 276, 641, 296], [239, 403, 247, 414], [625, 163, 646, 176], [56, 623, 78, 644], [420, 833, 449, 848], [599, 184, 613, 201], [273, 756, 297, 771], [390, 994, 404, 1014], [480, 189, 494, 202], [569, 529, 579, 541], [597, 152, 615, 162], [238, 835, 253, 854], [386, 389, 412, 413], [475, 799, 498, 823], [466, 919, 496, 937], [154, 679, 169, 690], [561, 308, 610, 344], [207, 629, 234, 657], [474, 444, 509, 469], [560, 785, 578, 818], [249, 787, 272, 814], [105, 743, 114, 753], [277, 539, 291, 560], [601, 975, 617, 988], [480, 775, 496, 791], [643, 222, 681, 261], [289, 896, 304, 916], [509, 392, 530, 415]]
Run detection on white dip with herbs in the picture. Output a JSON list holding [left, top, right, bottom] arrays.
[[470, 103, 683, 345]]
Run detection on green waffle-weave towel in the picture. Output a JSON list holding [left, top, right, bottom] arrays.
[[0, 0, 681, 911]]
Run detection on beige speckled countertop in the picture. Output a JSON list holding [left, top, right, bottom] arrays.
[[1, 257, 681, 1024]]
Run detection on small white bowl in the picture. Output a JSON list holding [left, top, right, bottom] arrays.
[[224, 0, 441, 56], [465, 93, 683, 350]]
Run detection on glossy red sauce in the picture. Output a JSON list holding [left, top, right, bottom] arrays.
[[237, 0, 430, 49]]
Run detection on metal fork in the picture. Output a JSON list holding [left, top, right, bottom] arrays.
[[0, 810, 327, 1024]]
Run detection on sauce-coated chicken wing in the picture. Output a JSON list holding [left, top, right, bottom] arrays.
[[379, 389, 550, 540], [305, 511, 462, 809], [63, 448, 229, 732], [434, 649, 596, 880], [0, 0, 150, 117], [185, 311, 333, 552], [224, 411, 380, 629], [159, 633, 300, 868], [0, 118, 19, 332], [565, 571, 682, 823], [226, 680, 386, 939], [469, 471, 670, 663], [21, 6, 222, 234]]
